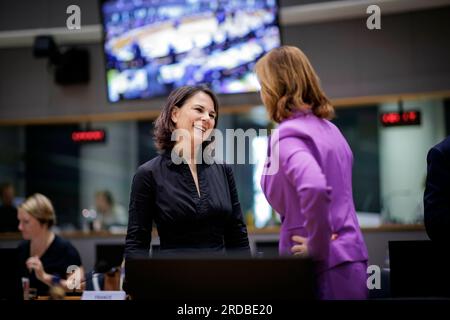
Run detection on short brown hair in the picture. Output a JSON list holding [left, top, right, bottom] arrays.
[[19, 193, 56, 228], [255, 46, 334, 123], [153, 85, 220, 152]]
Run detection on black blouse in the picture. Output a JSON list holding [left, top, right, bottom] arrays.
[[125, 151, 251, 259]]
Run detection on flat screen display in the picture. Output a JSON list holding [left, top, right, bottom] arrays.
[[100, 0, 281, 102]]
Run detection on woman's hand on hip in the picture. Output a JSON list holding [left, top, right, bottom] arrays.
[[291, 235, 309, 257]]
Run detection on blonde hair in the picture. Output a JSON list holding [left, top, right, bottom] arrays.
[[20, 193, 56, 228], [255, 45, 334, 123]]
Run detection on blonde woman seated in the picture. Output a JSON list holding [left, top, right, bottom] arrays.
[[17, 193, 84, 296]]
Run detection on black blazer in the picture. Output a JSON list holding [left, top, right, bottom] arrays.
[[424, 136, 450, 242]]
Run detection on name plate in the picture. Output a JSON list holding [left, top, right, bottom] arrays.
[[81, 291, 126, 300]]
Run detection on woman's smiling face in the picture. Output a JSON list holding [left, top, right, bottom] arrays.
[[171, 91, 216, 148]]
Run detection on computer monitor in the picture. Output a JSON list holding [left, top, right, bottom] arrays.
[[125, 257, 316, 300], [0, 248, 23, 300], [95, 244, 125, 272], [389, 240, 450, 297]]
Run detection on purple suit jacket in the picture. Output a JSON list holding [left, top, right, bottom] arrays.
[[261, 111, 368, 272]]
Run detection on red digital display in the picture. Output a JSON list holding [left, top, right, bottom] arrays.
[[71, 130, 106, 143], [380, 111, 421, 127]]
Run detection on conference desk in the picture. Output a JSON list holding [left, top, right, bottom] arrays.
[[36, 296, 82, 300], [0, 224, 428, 270]]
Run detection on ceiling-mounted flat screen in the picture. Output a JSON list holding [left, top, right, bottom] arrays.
[[100, 0, 281, 102]]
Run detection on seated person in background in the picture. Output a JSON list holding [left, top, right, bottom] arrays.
[[94, 190, 128, 231], [17, 193, 84, 296], [424, 136, 450, 243], [0, 182, 19, 232]]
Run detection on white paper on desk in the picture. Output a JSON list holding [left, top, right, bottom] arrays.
[[81, 291, 126, 300]]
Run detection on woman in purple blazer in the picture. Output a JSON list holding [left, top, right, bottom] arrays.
[[255, 46, 369, 299]]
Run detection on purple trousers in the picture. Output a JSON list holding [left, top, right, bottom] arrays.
[[317, 261, 368, 300]]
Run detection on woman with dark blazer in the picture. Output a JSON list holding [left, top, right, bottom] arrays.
[[424, 135, 450, 243], [125, 85, 250, 259]]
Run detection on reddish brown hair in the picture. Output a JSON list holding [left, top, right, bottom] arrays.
[[255, 46, 334, 123]]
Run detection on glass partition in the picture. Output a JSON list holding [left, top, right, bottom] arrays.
[[2, 99, 448, 231]]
